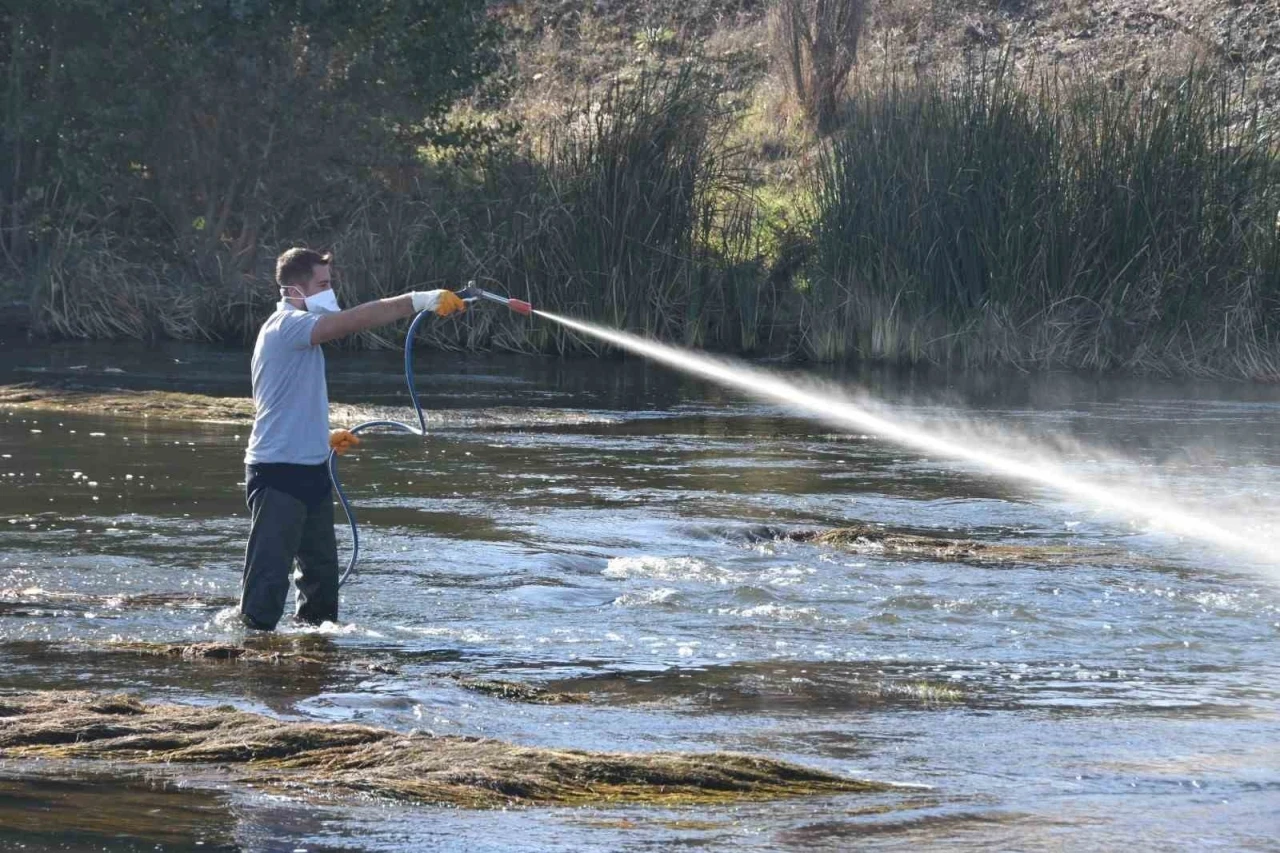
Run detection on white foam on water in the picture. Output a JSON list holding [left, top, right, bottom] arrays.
[[299, 620, 384, 638], [611, 587, 681, 608], [209, 606, 242, 632], [538, 310, 1280, 577], [603, 555, 741, 583], [712, 603, 822, 622], [205, 606, 383, 638], [394, 624, 496, 644]]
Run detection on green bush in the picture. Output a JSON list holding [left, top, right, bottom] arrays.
[[1, 0, 501, 340]]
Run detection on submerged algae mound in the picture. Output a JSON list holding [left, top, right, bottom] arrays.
[[0, 382, 616, 429], [0, 383, 256, 424], [449, 676, 587, 705], [0, 382, 364, 427], [111, 641, 587, 703], [761, 525, 1107, 564], [546, 660, 968, 713], [112, 640, 330, 666], [0, 691, 888, 807], [0, 588, 235, 617]]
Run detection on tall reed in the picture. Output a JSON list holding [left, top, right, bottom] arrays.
[[321, 68, 770, 356], [476, 67, 764, 354], [806, 67, 1280, 375]]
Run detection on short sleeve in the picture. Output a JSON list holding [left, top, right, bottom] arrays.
[[276, 310, 321, 350]]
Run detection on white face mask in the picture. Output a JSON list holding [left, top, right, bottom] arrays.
[[304, 288, 341, 314], [282, 286, 341, 315]]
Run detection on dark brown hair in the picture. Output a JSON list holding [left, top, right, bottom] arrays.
[[275, 248, 332, 289]]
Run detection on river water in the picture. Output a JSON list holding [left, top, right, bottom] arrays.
[[1, 341, 1278, 851]]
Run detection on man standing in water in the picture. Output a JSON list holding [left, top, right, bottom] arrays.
[[240, 247, 465, 630]]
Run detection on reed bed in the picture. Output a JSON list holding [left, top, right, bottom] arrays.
[[806, 67, 1280, 376], [16, 67, 1280, 377]]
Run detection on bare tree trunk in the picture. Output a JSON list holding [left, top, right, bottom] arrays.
[[773, 0, 867, 133], [4, 18, 24, 270], [785, 0, 810, 109]]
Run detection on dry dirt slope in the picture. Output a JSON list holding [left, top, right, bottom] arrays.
[[511, 0, 1280, 120], [877, 0, 1278, 103]]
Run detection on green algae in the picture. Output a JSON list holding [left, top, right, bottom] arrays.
[[0, 383, 257, 424], [0, 691, 893, 808], [452, 677, 589, 705], [777, 525, 1112, 565], [111, 641, 329, 666]]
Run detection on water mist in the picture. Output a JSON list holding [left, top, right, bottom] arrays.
[[537, 310, 1280, 569]]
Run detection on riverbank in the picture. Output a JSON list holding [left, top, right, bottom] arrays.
[[3, 2, 1277, 378]]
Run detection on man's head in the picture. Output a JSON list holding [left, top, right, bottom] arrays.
[[276, 248, 332, 307]]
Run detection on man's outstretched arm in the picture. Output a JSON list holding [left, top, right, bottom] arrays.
[[309, 290, 464, 346]]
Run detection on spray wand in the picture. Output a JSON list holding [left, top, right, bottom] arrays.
[[330, 282, 534, 586], [458, 282, 532, 316]]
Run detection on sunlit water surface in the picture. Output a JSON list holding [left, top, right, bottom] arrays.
[[1, 341, 1278, 851]]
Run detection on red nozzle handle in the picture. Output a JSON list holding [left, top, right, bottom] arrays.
[[509, 298, 532, 316]]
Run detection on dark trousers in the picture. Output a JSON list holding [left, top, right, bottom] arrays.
[[240, 485, 339, 630]]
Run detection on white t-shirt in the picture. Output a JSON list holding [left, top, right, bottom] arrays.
[[244, 303, 328, 465]]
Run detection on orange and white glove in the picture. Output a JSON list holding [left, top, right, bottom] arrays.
[[409, 289, 466, 317], [329, 429, 360, 456]]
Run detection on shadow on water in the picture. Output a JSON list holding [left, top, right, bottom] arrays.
[[0, 638, 350, 714], [0, 770, 239, 852], [0, 765, 381, 853], [772, 809, 1093, 850]]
